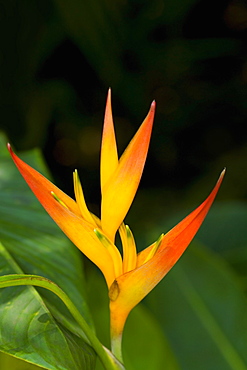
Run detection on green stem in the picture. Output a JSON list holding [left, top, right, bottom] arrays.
[[0, 274, 125, 370], [111, 333, 123, 363]]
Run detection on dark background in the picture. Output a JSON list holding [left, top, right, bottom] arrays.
[[1, 0, 247, 227]]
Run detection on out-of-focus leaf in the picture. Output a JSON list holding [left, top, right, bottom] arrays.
[[123, 305, 180, 370], [196, 201, 247, 288], [147, 243, 247, 370], [0, 351, 42, 370], [87, 270, 179, 370], [51, 0, 147, 113], [21, 80, 77, 148], [0, 0, 63, 144], [52, 0, 122, 82], [197, 201, 247, 253], [0, 133, 96, 368]]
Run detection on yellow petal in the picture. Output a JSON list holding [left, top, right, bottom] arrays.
[[100, 88, 118, 190], [101, 101, 155, 241]]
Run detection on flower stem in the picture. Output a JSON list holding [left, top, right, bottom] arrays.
[[111, 332, 123, 363]]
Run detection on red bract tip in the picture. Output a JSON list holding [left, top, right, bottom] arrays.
[[151, 100, 156, 110]]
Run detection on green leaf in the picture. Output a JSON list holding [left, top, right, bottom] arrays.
[[0, 272, 126, 370], [0, 244, 95, 370], [0, 133, 97, 368], [147, 244, 247, 370]]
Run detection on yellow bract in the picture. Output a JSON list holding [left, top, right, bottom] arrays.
[[119, 224, 137, 273]]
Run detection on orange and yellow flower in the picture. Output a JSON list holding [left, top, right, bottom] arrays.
[[8, 89, 224, 361]]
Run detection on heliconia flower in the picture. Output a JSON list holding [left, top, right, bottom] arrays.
[[8, 89, 225, 362]]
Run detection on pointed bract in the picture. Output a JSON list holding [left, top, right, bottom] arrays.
[[100, 89, 118, 191], [73, 169, 98, 227], [8, 144, 116, 287], [119, 224, 137, 273], [101, 101, 155, 241], [109, 169, 225, 341]]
